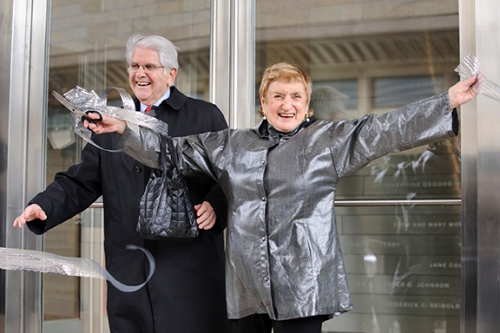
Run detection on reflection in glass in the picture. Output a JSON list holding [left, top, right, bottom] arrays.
[[374, 76, 446, 108], [312, 80, 358, 111], [310, 85, 350, 121]]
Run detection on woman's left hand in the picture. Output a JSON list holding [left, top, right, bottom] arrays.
[[194, 201, 217, 230], [448, 74, 479, 109]]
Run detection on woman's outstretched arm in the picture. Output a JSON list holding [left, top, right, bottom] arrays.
[[84, 114, 160, 168]]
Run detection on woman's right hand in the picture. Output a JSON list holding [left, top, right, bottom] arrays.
[[84, 113, 127, 135]]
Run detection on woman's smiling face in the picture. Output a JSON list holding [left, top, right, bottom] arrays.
[[261, 80, 308, 133]]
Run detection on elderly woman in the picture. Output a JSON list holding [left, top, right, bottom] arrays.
[[86, 62, 478, 333]]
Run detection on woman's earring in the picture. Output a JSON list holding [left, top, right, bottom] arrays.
[[262, 111, 267, 120], [305, 109, 312, 122]]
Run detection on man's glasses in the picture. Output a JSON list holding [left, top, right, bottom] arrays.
[[128, 63, 165, 73]]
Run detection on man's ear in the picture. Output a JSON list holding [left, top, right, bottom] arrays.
[[168, 67, 178, 85]]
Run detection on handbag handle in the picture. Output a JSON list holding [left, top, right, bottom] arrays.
[[157, 135, 169, 171], [165, 136, 181, 172]]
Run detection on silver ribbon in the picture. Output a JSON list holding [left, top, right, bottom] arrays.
[[53, 86, 169, 152], [4, 87, 166, 291], [454, 54, 500, 102], [0, 245, 155, 292]]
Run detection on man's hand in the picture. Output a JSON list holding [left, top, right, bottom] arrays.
[[13, 204, 47, 228], [448, 74, 479, 110], [194, 201, 217, 230]]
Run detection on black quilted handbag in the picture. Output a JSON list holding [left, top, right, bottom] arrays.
[[137, 135, 199, 240]]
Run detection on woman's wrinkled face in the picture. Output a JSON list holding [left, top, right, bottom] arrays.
[[261, 80, 308, 133], [128, 47, 177, 105]]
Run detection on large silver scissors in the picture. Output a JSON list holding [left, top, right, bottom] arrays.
[[53, 86, 169, 152]]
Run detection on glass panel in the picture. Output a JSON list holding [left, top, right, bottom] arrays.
[[330, 205, 461, 333], [45, 0, 213, 331], [374, 76, 446, 108], [254, 0, 460, 332]]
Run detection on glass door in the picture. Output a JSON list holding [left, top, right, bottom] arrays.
[[254, 1, 461, 332], [44, 1, 214, 331]]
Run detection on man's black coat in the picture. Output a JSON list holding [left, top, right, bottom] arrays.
[[28, 86, 229, 333]]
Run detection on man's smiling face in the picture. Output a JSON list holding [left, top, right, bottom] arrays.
[[128, 47, 177, 105]]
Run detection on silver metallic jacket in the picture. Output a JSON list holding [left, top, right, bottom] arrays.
[[119, 92, 458, 320]]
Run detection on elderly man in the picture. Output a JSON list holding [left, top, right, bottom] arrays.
[[14, 35, 229, 333]]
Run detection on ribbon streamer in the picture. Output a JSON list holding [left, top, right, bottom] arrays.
[[53, 86, 169, 152], [454, 54, 500, 102], [0, 245, 155, 292]]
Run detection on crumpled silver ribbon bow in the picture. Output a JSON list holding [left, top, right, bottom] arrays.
[[53, 86, 169, 152], [454, 54, 500, 102]]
